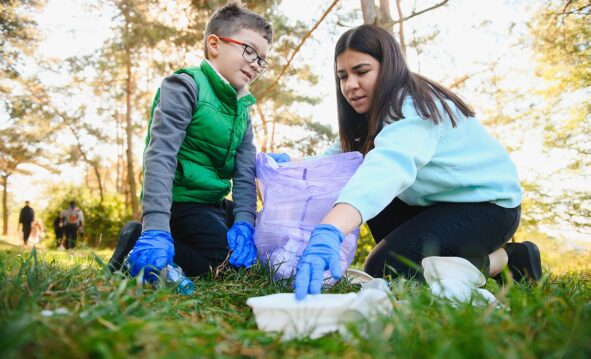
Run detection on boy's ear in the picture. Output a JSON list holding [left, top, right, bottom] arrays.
[[206, 34, 220, 58]]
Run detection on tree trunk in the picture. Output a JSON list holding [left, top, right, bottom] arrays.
[[2, 175, 9, 236], [123, 165, 130, 211], [395, 0, 406, 56], [115, 111, 122, 193], [256, 103, 269, 153], [270, 110, 277, 152], [125, 45, 140, 219], [361, 0, 450, 56], [70, 125, 105, 204], [361, 0, 377, 24], [361, 0, 393, 34], [379, 0, 394, 35], [93, 164, 105, 204]]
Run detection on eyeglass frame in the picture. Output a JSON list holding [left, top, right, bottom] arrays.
[[217, 36, 268, 73]]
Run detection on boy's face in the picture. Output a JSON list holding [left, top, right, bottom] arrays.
[[207, 29, 269, 91]]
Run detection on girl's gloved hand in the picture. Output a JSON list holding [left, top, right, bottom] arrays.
[[128, 230, 175, 283], [267, 152, 290, 163], [294, 224, 344, 300], [227, 221, 257, 268]]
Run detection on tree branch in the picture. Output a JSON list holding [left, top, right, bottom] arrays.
[[257, 0, 340, 100], [391, 0, 449, 25], [447, 63, 497, 89], [560, 3, 591, 15]]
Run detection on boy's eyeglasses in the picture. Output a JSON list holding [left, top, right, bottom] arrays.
[[218, 36, 268, 73]]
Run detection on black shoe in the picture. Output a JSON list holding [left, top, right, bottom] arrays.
[[504, 241, 542, 283], [108, 221, 142, 272]]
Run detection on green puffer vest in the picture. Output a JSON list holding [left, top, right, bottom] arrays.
[[144, 60, 256, 204]]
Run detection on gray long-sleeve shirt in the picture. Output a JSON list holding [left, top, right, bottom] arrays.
[[141, 73, 257, 232]]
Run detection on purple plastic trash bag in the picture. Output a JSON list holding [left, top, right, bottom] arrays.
[[254, 151, 364, 281]]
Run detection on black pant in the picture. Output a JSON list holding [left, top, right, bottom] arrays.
[[55, 228, 64, 247], [64, 224, 78, 249], [363, 198, 521, 279], [22, 224, 31, 244], [170, 200, 234, 277]]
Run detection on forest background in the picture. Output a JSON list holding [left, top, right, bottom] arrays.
[[1, 0, 589, 270]]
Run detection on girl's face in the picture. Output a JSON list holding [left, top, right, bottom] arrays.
[[336, 49, 381, 114]]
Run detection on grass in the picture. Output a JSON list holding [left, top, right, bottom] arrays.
[[0, 239, 590, 358]]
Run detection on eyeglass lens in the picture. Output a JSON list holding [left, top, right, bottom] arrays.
[[242, 45, 268, 72]]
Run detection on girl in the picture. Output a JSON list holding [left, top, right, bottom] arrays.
[[294, 25, 541, 299], [28, 218, 45, 247]]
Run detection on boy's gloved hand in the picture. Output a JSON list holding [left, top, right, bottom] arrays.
[[128, 230, 175, 283], [267, 152, 290, 163], [227, 221, 257, 268], [294, 224, 344, 300]]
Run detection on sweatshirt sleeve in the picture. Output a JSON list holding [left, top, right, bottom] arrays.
[[231, 117, 257, 226], [336, 115, 441, 222], [323, 138, 342, 156], [142, 73, 197, 232]]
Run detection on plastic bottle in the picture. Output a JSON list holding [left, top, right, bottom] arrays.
[[162, 263, 195, 295], [122, 252, 195, 295]]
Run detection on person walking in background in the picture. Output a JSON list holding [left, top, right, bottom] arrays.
[[63, 201, 84, 249], [28, 218, 45, 247], [53, 211, 65, 249], [17, 201, 35, 246]]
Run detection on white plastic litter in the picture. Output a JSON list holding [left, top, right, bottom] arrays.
[[344, 268, 391, 293], [40, 307, 70, 317], [343, 268, 375, 285], [246, 279, 393, 340], [422, 256, 497, 306]]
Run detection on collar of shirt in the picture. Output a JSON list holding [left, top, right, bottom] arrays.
[[204, 59, 251, 99]]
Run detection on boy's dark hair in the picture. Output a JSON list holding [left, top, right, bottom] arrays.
[[204, 1, 273, 58]]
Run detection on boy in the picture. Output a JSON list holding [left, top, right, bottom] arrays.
[[108, 2, 272, 282], [63, 201, 84, 249]]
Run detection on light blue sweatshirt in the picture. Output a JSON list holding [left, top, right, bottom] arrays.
[[328, 96, 522, 222]]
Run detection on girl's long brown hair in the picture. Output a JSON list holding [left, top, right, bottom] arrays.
[[335, 25, 475, 154]]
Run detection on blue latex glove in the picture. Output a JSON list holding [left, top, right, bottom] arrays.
[[267, 152, 290, 163], [227, 221, 257, 268], [294, 224, 344, 300], [128, 230, 175, 283]]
